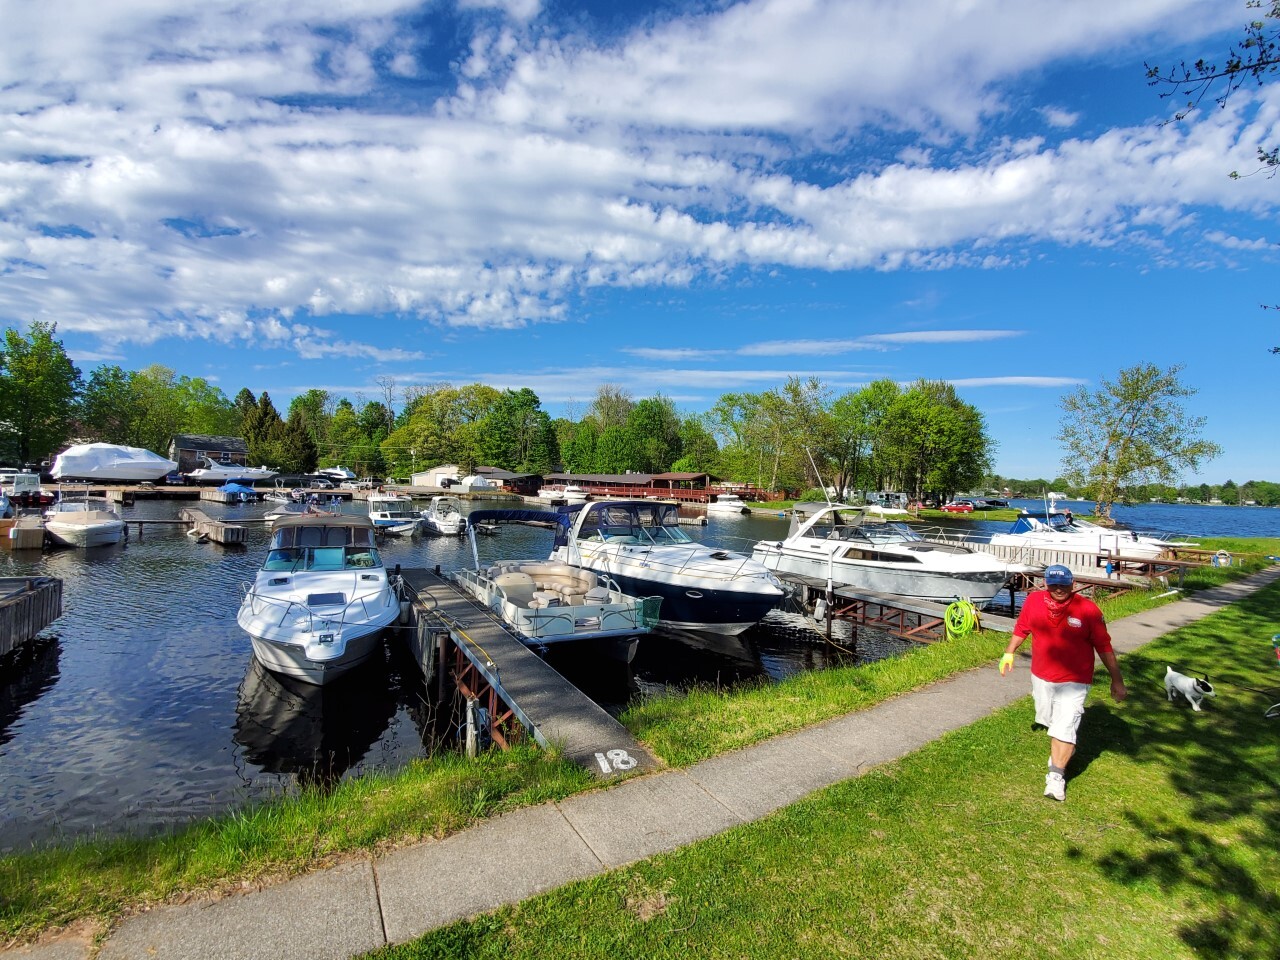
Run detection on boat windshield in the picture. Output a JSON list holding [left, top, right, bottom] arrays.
[[264, 524, 382, 571], [578, 502, 694, 545]]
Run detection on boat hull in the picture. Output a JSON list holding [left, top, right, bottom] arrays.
[[44, 519, 125, 548], [753, 546, 1010, 607], [575, 567, 778, 635], [246, 628, 386, 686]]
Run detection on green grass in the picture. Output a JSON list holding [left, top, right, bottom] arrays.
[[3, 547, 1277, 947], [372, 580, 1280, 960], [0, 746, 593, 944]]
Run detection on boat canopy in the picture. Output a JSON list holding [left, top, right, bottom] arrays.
[[1009, 511, 1073, 535], [466, 508, 571, 528], [217, 481, 259, 494]]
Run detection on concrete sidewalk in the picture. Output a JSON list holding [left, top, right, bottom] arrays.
[[12, 567, 1280, 960]]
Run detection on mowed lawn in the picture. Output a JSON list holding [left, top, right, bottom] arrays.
[[371, 581, 1280, 960]]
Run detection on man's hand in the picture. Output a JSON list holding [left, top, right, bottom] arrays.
[[1110, 678, 1128, 702], [999, 653, 1015, 675]]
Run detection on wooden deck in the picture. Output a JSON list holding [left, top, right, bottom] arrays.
[[0, 577, 62, 659], [399, 568, 659, 779]]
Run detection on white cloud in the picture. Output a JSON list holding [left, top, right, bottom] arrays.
[[0, 0, 1272, 364]]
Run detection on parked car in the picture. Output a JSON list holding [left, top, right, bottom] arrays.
[[940, 500, 974, 513], [309, 478, 335, 490], [164, 471, 185, 485], [439, 477, 460, 489]]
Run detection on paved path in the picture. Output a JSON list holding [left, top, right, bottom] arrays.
[[10, 567, 1279, 959]]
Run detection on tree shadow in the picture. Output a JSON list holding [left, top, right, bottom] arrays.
[[1075, 588, 1280, 958]]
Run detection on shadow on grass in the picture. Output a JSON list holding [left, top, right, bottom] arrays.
[[1084, 586, 1280, 958]]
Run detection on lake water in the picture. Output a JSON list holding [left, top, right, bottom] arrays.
[[987, 499, 1280, 539], [0, 499, 894, 852]]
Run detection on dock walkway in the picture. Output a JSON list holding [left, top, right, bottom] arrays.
[[399, 568, 658, 775], [12, 566, 1280, 960]]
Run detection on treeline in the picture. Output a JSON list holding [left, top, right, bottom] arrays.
[[990, 476, 1280, 507], [3, 324, 993, 498]]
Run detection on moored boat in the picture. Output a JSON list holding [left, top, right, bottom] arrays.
[[43, 495, 126, 548], [237, 514, 402, 685], [549, 499, 783, 635], [706, 493, 750, 516], [420, 495, 467, 536], [187, 457, 278, 484], [367, 491, 418, 535], [454, 509, 661, 663], [751, 502, 1015, 607]]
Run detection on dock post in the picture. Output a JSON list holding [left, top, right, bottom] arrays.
[[464, 697, 480, 758]]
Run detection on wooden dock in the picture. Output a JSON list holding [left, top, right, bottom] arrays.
[[0, 577, 62, 659], [177, 508, 248, 545], [399, 568, 659, 779]]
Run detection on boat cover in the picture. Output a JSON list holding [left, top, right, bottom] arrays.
[[466, 508, 571, 528], [217, 482, 259, 495], [51, 443, 178, 480]]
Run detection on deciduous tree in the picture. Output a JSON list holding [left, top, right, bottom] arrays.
[[0, 322, 81, 464], [1058, 364, 1221, 521]]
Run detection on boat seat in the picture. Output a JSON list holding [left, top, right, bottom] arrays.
[[584, 586, 611, 603], [529, 591, 563, 609], [492, 571, 536, 606]]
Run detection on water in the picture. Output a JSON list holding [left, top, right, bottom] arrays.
[[972, 499, 1280, 540], [0, 499, 889, 851]]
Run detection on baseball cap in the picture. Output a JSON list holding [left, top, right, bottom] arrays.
[[1044, 564, 1074, 587]]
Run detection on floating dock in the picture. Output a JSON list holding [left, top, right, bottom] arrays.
[[0, 577, 62, 659], [177, 508, 248, 545], [399, 568, 659, 779]]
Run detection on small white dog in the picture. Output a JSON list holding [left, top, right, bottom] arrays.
[[1165, 666, 1216, 711]]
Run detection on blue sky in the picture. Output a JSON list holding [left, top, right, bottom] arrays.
[[2, 0, 1276, 484]]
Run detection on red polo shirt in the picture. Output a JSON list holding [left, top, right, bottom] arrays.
[[1012, 591, 1113, 684]]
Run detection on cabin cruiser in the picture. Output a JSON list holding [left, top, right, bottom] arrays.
[[367, 491, 418, 535], [420, 495, 467, 536], [561, 484, 589, 503], [316, 466, 357, 483], [706, 493, 749, 516], [986, 509, 1191, 559], [43, 495, 126, 548], [453, 509, 661, 663], [50, 443, 177, 482], [237, 514, 401, 685], [186, 457, 277, 484], [751, 503, 1015, 608], [549, 499, 784, 635]]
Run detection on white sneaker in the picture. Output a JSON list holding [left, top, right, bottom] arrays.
[[1044, 772, 1065, 802]]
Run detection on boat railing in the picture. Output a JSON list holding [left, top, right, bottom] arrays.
[[240, 582, 393, 633]]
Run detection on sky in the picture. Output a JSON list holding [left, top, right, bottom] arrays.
[[1, 0, 1277, 485]]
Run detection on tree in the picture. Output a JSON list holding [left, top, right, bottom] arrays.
[[0, 322, 81, 464], [78, 365, 137, 444], [244, 392, 285, 466], [1058, 364, 1222, 521], [1146, 0, 1280, 177], [588, 384, 634, 431], [275, 408, 319, 473], [626, 395, 682, 473]]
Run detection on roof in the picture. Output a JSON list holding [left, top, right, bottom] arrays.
[[172, 434, 247, 454]]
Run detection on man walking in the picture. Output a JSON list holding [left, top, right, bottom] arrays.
[[999, 564, 1126, 801]]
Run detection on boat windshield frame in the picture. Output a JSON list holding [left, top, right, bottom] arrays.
[[264, 522, 382, 571], [575, 501, 694, 545]]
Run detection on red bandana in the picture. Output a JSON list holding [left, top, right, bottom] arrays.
[[1043, 592, 1072, 625]]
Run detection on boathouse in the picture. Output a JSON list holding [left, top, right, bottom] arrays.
[[541, 472, 767, 503], [168, 434, 250, 474]]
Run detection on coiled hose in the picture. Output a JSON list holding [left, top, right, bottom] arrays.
[[944, 598, 979, 641]]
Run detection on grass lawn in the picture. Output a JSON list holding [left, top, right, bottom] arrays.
[[2, 547, 1276, 948], [371, 579, 1280, 960]]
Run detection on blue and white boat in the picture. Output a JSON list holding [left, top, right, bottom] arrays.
[[549, 499, 783, 636], [367, 491, 418, 535]]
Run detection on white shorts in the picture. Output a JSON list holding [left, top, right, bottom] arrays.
[[1031, 676, 1089, 744]]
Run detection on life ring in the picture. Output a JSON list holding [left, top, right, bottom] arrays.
[[1212, 549, 1232, 567]]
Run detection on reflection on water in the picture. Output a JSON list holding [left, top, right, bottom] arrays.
[[0, 497, 907, 850], [0, 637, 61, 749]]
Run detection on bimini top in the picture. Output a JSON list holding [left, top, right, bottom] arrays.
[[465, 508, 572, 529]]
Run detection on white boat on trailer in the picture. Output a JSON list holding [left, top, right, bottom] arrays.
[[50, 443, 177, 483], [237, 513, 402, 685], [454, 509, 661, 663], [549, 499, 784, 636], [751, 502, 1018, 608]]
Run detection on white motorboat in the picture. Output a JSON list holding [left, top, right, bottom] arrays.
[[317, 466, 357, 482], [455, 509, 661, 663], [186, 457, 278, 484], [549, 499, 784, 635], [43, 495, 126, 548], [50, 443, 177, 482], [237, 513, 402, 685], [420, 495, 467, 536], [367, 491, 418, 535], [706, 493, 750, 516], [986, 509, 1192, 559], [563, 484, 589, 502], [751, 502, 1015, 608]]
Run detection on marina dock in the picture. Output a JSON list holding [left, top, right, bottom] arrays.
[[399, 568, 659, 779]]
